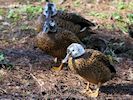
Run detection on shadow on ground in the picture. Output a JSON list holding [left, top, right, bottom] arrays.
[[101, 83, 133, 95]]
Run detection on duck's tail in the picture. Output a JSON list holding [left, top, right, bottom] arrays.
[[77, 27, 97, 40]]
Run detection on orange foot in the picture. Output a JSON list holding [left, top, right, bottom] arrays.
[[85, 88, 99, 97], [52, 63, 64, 71]]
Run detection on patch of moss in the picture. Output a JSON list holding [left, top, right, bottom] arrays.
[[73, 0, 81, 7], [7, 9, 21, 21], [87, 11, 109, 19], [0, 9, 4, 16]]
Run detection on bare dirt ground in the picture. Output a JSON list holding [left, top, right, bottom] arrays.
[[0, 0, 133, 99]]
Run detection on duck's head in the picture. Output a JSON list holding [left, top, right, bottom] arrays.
[[62, 43, 85, 63], [43, 0, 57, 17], [43, 1, 57, 34], [43, 19, 57, 33]]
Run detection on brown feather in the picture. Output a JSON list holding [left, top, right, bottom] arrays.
[[35, 11, 95, 39], [68, 49, 116, 84], [35, 27, 83, 59]]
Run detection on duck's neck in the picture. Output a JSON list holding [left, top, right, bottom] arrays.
[[68, 57, 76, 72], [73, 53, 85, 59]]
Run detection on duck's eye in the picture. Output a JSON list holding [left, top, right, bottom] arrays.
[[45, 11, 48, 13], [50, 20, 55, 26], [78, 49, 80, 52]]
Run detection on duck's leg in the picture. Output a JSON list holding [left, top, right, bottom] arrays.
[[52, 63, 64, 71], [81, 82, 92, 93], [86, 82, 93, 92], [85, 82, 101, 97], [51, 57, 64, 71]]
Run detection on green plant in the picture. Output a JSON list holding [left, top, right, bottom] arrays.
[[112, 12, 122, 21], [7, 9, 20, 21], [52, 0, 59, 3], [0, 52, 13, 70], [87, 11, 109, 19], [0, 53, 4, 61], [57, 6, 66, 11], [25, 5, 42, 14], [127, 14, 133, 24], [22, 5, 43, 19], [7, 5, 43, 20], [128, 2, 133, 10], [0, 9, 4, 16], [117, 2, 127, 10], [73, 0, 81, 7]]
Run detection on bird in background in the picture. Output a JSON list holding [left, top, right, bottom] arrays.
[[57, 43, 116, 97], [36, 0, 96, 40]]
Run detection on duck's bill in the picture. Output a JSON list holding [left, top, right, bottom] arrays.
[[62, 52, 71, 63], [43, 23, 49, 33]]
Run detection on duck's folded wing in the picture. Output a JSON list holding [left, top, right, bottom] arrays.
[[91, 50, 116, 73], [57, 11, 95, 27]]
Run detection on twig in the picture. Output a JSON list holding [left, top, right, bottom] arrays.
[[30, 73, 44, 92], [0, 87, 7, 93], [66, 92, 73, 99]]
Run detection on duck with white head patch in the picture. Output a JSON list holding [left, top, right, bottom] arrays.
[[57, 43, 116, 97], [35, 6, 85, 68], [36, 0, 96, 40]]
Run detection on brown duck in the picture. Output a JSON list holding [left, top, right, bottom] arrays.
[[35, 15, 84, 60], [58, 43, 116, 97], [36, 1, 96, 40]]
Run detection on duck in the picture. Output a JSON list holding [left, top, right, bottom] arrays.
[[84, 36, 107, 53], [36, 0, 96, 40], [35, 11, 84, 61], [57, 43, 116, 97]]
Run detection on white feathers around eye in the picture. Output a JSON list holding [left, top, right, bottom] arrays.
[[49, 20, 55, 26], [43, 3, 57, 16], [67, 43, 85, 58]]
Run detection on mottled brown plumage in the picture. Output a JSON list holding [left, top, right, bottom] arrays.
[[60, 43, 116, 97], [35, 28, 83, 59], [36, 10, 95, 40], [68, 49, 116, 84]]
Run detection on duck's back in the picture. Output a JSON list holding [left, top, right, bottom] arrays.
[[68, 49, 116, 84], [36, 11, 95, 38], [56, 11, 95, 27], [36, 13, 82, 33]]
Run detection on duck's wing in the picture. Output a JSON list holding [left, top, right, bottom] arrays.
[[57, 11, 95, 28], [90, 50, 116, 73], [58, 28, 85, 47]]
